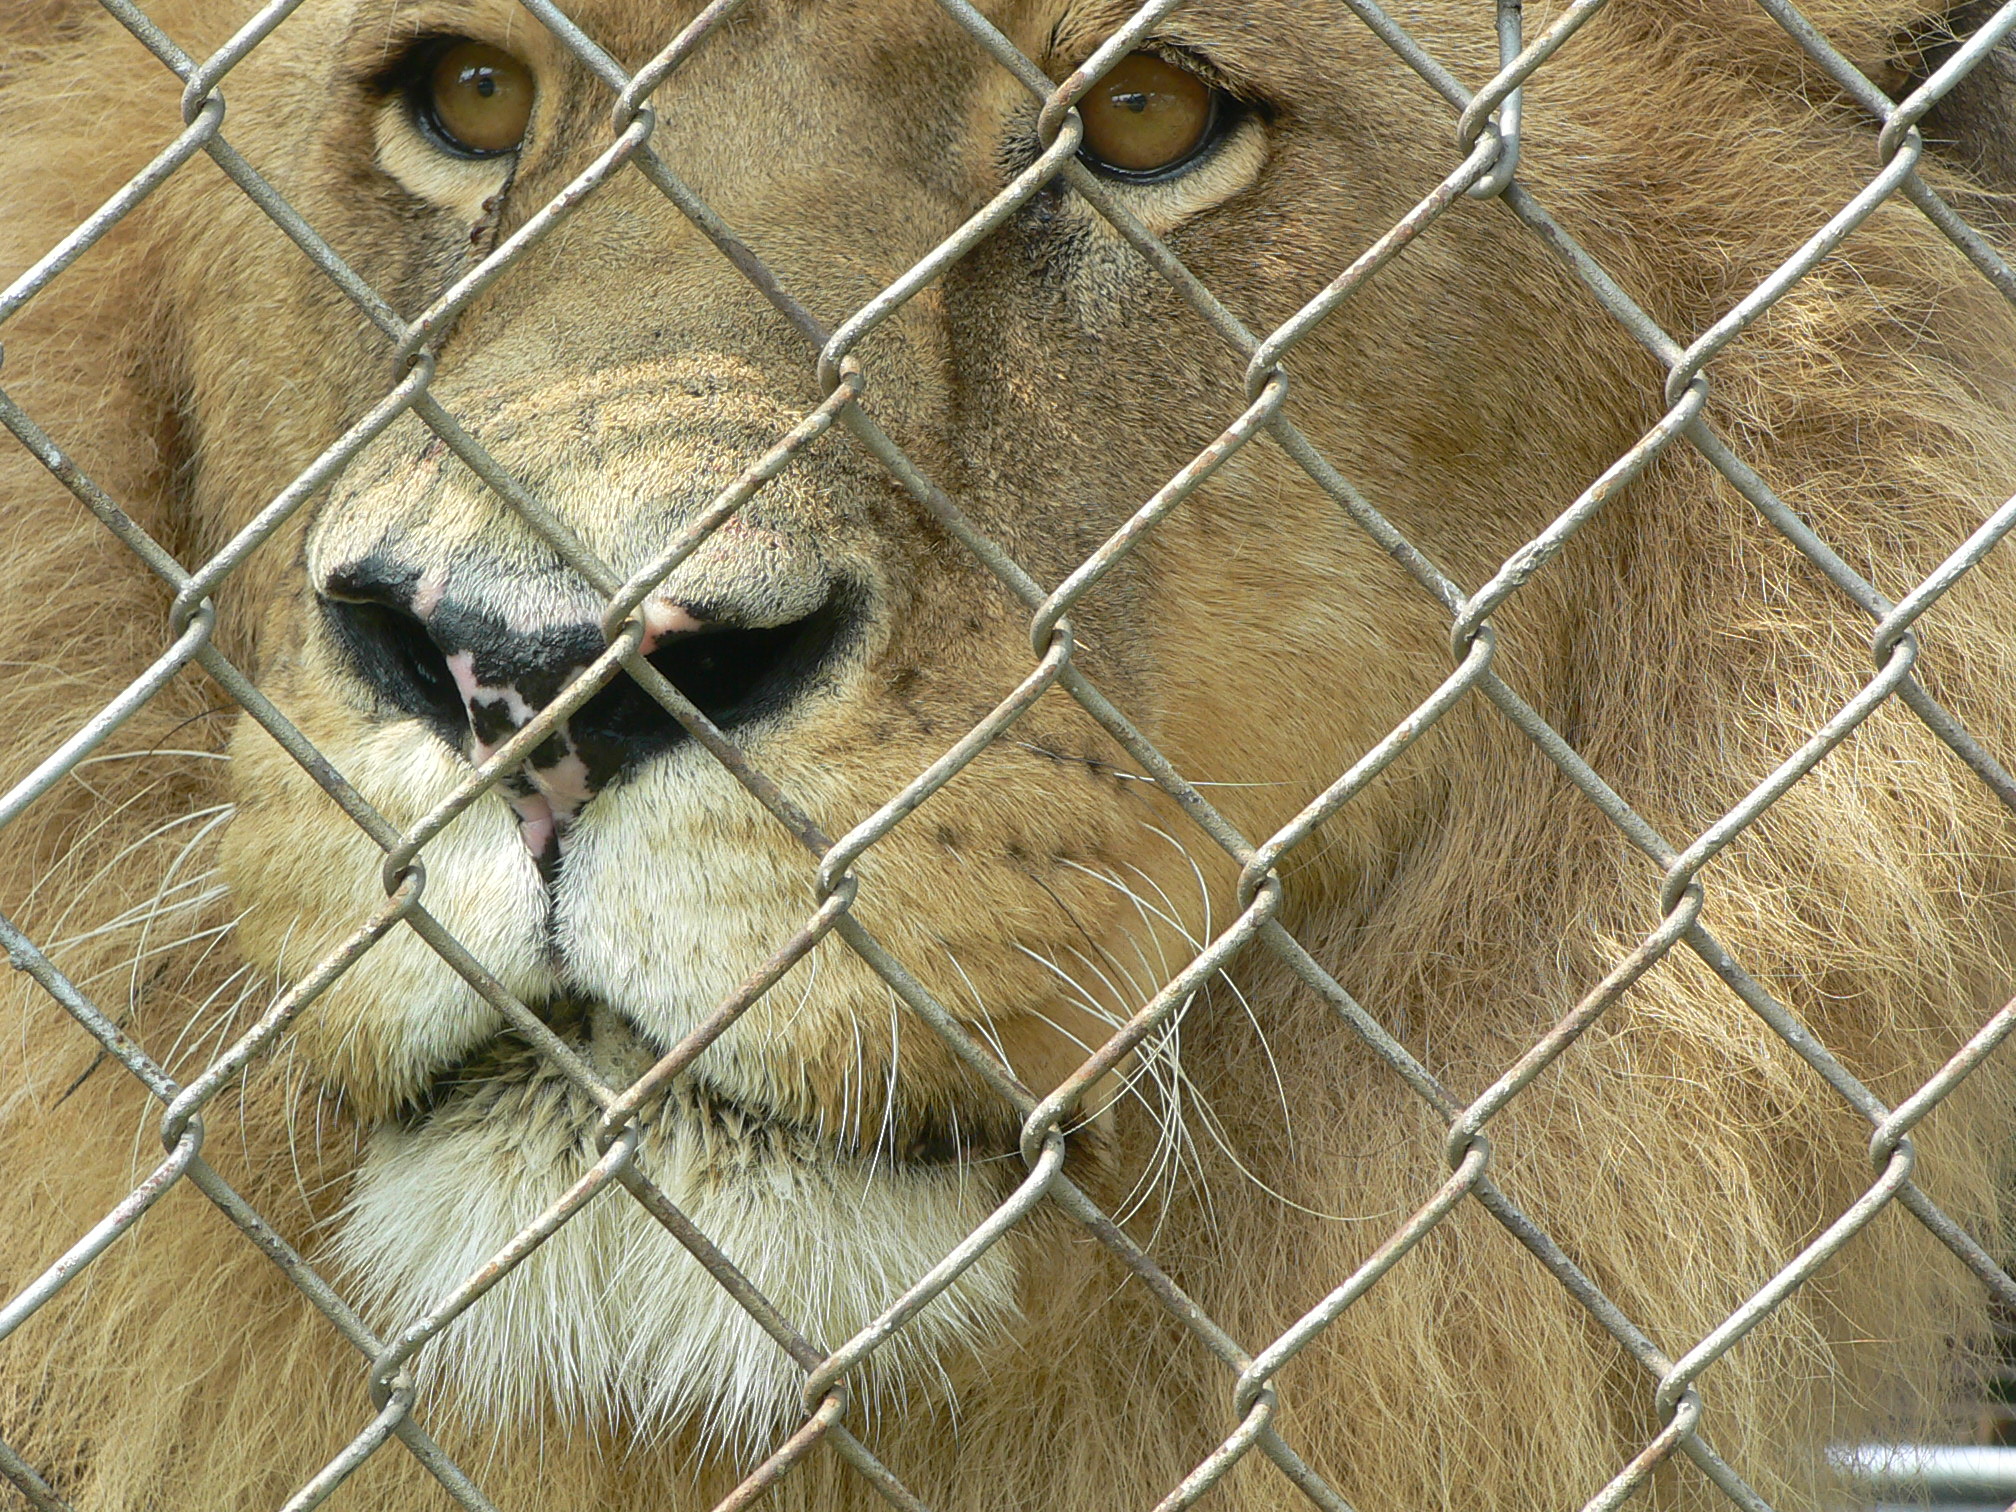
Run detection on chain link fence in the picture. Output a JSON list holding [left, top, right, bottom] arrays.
[[4, 0, 2016, 1507]]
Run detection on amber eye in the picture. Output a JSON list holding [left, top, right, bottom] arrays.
[[419, 40, 534, 157], [1077, 52, 1224, 179]]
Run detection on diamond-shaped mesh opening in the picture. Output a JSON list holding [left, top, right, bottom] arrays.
[[5, 0, 2016, 1508]]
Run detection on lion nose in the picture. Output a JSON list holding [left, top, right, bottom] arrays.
[[319, 566, 849, 858]]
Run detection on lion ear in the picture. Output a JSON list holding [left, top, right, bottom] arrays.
[[1811, 0, 2000, 31], [1785, 2, 2016, 191], [0, 0, 91, 47], [1887, 0, 2016, 191], [1789, 0, 1988, 66]]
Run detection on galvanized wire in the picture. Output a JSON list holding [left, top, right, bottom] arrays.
[[2, 0, 2015, 1508]]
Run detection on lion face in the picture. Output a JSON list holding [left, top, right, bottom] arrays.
[[200, 0, 1626, 1451], [17, 0, 2016, 1501]]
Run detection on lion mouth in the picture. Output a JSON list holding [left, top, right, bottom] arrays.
[[388, 998, 1018, 1171]]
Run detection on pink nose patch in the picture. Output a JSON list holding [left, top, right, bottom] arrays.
[[640, 599, 703, 652], [442, 649, 603, 859]]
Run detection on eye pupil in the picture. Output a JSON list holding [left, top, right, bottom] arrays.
[[1077, 52, 1222, 179], [421, 40, 534, 157]]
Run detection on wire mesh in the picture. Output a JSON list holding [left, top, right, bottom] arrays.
[[4, 0, 2016, 1508]]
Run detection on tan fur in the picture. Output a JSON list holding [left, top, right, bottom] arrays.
[[5, 0, 2016, 1507]]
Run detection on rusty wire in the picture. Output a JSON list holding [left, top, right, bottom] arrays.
[[5, 0, 2016, 1508]]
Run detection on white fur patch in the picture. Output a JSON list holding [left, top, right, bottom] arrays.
[[332, 1097, 1022, 1462]]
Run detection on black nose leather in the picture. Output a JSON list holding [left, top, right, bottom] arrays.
[[565, 605, 850, 768], [317, 590, 468, 740], [319, 560, 850, 853]]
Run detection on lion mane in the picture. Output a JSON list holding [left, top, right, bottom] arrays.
[[4, 1, 2016, 1508]]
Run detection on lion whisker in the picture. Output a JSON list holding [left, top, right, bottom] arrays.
[[1118, 828, 1302, 1158], [42, 875, 227, 952], [26, 797, 233, 941], [68, 748, 231, 768], [124, 805, 238, 1017], [1009, 943, 1195, 1232]]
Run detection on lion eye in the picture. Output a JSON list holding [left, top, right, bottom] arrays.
[[1077, 52, 1224, 180], [420, 40, 534, 157]]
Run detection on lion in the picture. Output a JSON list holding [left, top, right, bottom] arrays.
[[4, 0, 2016, 1506]]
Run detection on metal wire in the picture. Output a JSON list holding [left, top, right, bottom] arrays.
[[3, 0, 2016, 1508]]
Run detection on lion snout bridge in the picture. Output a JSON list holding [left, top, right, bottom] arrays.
[[319, 559, 852, 857]]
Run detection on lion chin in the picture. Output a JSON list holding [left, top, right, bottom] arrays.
[[335, 1006, 1021, 1458]]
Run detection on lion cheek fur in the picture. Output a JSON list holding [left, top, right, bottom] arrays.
[[219, 713, 558, 1118]]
